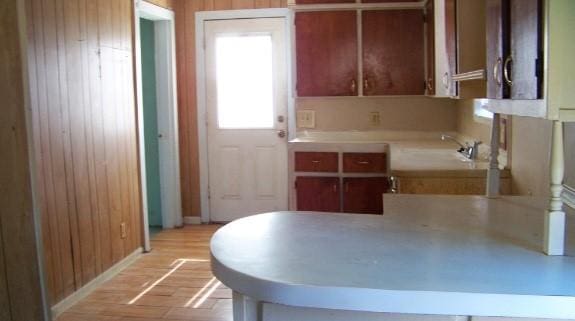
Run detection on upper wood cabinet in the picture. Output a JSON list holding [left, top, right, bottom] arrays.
[[479, 0, 574, 120], [508, 0, 542, 100], [425, 0, 435, 96], [454, 0, 487, 98], [485, 0, 510, 99], [363, 10, 425, 95], [295, 8, 425, 97], [430, 0, 457, 97], [485, 0, 541, 100], [295, 11, 358, 96]]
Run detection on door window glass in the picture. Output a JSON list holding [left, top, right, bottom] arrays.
[[215, 34, 274, 129]]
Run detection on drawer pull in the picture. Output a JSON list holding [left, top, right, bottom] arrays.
[[311, 160, 320, 164], [357, 161, 370, 165]]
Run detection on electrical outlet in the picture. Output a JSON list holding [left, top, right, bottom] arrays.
[[369, 112, 381, 126], [120, 222, 127, 239], [297, 110, 315, 128]]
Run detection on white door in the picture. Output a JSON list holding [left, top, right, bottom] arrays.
[[205, 18, 288, 222]]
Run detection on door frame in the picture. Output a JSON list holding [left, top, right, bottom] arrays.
[[134, 0, 183, 251], [196, 9, 294, 223]]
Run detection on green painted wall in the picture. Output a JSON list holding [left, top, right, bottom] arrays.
[[140, 18, 162, 227]]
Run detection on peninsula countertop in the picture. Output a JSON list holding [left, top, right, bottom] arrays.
[[211, 195, 575, 319]]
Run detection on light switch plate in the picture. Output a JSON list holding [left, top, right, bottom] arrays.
[[297, 110, 315, 128]]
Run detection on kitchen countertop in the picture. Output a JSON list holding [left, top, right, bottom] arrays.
[[211, 195, 575, 319], [289, 131, 508, 176]]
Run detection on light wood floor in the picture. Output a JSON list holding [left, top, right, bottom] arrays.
[[57, 225, 232, 321]]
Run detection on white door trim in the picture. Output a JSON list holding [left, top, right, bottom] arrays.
[[134, 0, 183, 251], [196, 9, 294, 223]]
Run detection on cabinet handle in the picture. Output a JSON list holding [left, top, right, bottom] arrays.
[[389, 176, 398, 194], [363, 78, 369, 92], [503, 56, 513, 86], [357, 161, 370, 165], [311, 160, 320, 164], [443, 72, 449, 90], [333, 184, 338, 193], [493, 57, 503, 86], [427, 78, 433, 92], [350, 79, 357, 95]]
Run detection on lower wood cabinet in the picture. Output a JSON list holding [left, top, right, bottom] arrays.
[[394, 175, 511, 195], [343, 177, 389, 214], [295, 176, 389, 214], [296, 177, 340, 212]]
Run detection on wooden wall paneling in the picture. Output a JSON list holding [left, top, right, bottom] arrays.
[[64, 0, 98, 287], [174, 0, 191, 218], [233, 0, 256, 9], [104, 46, 127, 264], [178, 0, 205, 217], [55, 0, 85, 292], [214, 0, 233, 10], [85, 0, 107, 275], [25, 0, 141, 306], [255, 0, 270, 8], [112, 0, 131, 255], [79, 0, 103, 280], [87, 0, 114, 274], [59, 0, 85, 291], [26, 0, 59, 303], [203, 0, 216, 11], [42, 0, 77, 301], [145, 0, 175, 10], [0, 0, 48, 318]]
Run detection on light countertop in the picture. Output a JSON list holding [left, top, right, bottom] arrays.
[[211, 195, 575, 319], [289, 131, 505, 174]]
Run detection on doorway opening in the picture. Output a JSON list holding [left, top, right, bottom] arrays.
[[135, 1, 182, 251]]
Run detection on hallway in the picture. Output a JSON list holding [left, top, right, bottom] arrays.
[[56, 225, 231, 321]]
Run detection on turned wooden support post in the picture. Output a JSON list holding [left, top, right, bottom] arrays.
[[544, 120, 565, 256], [486, 113, 501, 198]]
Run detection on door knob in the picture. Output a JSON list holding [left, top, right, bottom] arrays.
[[277, 130, 286, 138]]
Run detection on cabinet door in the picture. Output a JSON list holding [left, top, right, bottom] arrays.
[[425, 0, 435, 95], [295, 11, 358, 97], [296, 177, 340, 212], [343, 177, 389, 214], [362, 10, 425, 95], [444, 0, 457, 96], [486, 0, 510, 99], [509, 0, 541, 99]]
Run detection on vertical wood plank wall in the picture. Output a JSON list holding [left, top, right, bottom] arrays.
[[174, 0, 287, 217], [1, 0, 47, 319], [25, 0, 142, 305]]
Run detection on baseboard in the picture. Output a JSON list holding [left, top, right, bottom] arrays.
[[50, 247, 143, 319], [183, 216, 202, 225]]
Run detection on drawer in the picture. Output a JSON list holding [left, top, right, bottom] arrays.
[[295, 152, 338, 172], [343, 153, 387, 173]]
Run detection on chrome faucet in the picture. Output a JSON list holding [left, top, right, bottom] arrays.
[[441, 134, 482, 160]]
